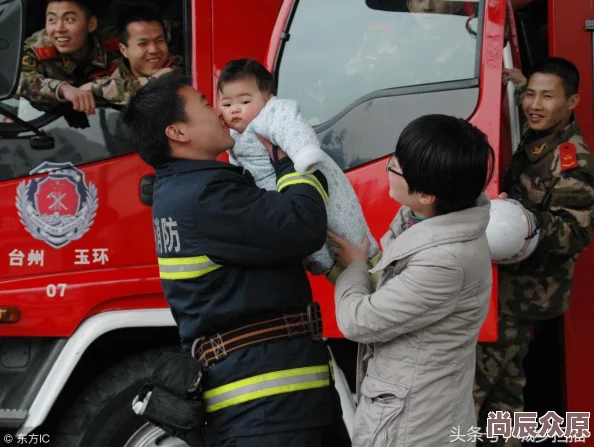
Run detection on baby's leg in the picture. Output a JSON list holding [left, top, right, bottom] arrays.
[[305, 164, 381, 284]]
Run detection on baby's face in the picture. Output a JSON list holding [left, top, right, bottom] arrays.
[[218, 77, 271, 133]]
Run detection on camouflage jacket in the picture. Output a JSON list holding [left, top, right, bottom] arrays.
[[16, 28, 120, 105], [500, 116, 594, 320], [90, 55, 184, 106]]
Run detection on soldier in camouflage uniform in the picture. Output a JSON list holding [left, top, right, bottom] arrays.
[[16, 0, 120, 115], [82, 6, 184, 106], [474, 58, 594, 446]]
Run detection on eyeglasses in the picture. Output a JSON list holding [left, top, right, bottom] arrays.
[[386, 156, 404, 177]]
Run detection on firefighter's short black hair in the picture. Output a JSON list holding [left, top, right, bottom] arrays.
[[217, 58, 274, 95], [531, 57, 580, 98], [121, 73, 190, 167], [394, 114, 495, 216]]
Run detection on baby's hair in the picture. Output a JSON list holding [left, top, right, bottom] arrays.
[[218, 58, 274, 94]]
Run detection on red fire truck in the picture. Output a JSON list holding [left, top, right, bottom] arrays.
[[0, 0, 592, 445]]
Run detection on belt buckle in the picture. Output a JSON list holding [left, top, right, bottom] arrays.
[[191, 336, 206, 363], [307, 302, 323, 341]]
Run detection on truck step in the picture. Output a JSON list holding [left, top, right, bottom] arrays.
[[0, 409, 27, 429]]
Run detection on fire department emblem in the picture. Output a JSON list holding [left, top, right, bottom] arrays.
[[16, 162, 98, 249]]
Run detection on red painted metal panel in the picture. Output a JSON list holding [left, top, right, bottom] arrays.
[[549, 0, 594, 418], [211, 0, 282, 105], [193, 0, 213, 102], [0, 155, 167, 337]]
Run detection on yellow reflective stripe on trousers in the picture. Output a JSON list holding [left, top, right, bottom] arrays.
[[276, 172, 328, 204], [158, 255, 221, 280], [203, 365, 330, 413]]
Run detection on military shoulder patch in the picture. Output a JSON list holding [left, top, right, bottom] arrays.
[[33, 46, 59, 61], [532, 141, 547, 157], [21, 52, 38, 70], [560, 142, 578, 171]]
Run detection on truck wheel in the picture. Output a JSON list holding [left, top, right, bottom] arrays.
[[52, 349, 188, 447]]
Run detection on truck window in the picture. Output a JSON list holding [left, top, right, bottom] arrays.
[[0, 0, 188, 182], [276, 0, 483, 170]]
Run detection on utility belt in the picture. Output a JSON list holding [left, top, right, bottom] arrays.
[[131, 303, 324, 446], [192, 302, 323, 369]]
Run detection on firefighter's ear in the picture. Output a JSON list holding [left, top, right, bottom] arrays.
[[165, 124, 189, 143]]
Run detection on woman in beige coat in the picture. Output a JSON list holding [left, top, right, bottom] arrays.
[[330, 115, 495, 447]]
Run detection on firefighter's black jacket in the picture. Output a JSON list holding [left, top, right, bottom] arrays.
[[152, 156, 339, 441]]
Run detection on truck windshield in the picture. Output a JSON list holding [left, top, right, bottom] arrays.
[[277, 0, 483, 126]]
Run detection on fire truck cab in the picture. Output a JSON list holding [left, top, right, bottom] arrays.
[[0, 0, 592, 445]]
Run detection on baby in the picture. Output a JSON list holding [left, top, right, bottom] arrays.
[[218, 58, 380, 282]]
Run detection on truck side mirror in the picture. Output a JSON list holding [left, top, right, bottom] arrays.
[[0, 0, 24, 100]]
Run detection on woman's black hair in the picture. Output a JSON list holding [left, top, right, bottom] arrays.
[[394, 114, 495, 215]]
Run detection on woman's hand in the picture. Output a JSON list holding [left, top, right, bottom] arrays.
[[328, 231, 370, 268]]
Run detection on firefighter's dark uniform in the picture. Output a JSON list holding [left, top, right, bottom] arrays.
[[152, 156, 341, 446]]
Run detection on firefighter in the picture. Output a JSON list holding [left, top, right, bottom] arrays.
[[474, 58, 594, 446], [16, 0, 120, 115], [121, 73, 343, 447]]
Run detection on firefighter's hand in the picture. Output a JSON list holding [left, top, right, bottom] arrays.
[[328, 231, 370, 268], [503, 68, 527, 87], [256, 135, 288, 160], [59, 84, 96, 115]]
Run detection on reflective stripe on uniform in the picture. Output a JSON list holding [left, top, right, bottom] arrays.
[[276, 172, 328, 203], [158, 255, 221, 280], [203, 365, 330, 413]]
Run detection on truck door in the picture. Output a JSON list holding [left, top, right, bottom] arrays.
[[265, 0, 499, 341]]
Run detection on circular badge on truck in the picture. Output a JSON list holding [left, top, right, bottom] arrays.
[[16, 161, 98, 249]]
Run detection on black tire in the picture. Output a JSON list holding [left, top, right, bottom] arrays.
[[52, 349, 187, 447]]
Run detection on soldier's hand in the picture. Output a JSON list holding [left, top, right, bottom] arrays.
[[79, 82, 93, 92], [153, 67, 175, 78], [59, 84, 96, 115], [503, 68, 527, 87]]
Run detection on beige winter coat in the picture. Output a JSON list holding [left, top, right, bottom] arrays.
[[335, 195, 492, 447]]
